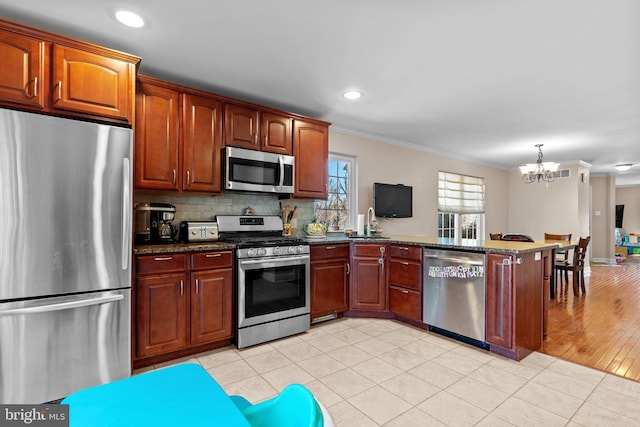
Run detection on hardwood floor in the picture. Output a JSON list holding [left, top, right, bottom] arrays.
[[540, 256, 640, 382]]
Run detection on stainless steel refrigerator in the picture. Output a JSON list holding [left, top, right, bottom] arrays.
[[0, 109, 132, 404]]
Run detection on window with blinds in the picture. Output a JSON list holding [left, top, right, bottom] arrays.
[[437, 172, 485, 239], [438, 172, 485, 214]]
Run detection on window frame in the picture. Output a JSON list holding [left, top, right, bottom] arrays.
[[314, 153, 358, 231]]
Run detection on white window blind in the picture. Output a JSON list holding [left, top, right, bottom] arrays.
[[438, 171, 485, 214]]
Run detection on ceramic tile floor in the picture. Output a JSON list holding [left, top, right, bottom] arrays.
[[137, 318, 640, 426]]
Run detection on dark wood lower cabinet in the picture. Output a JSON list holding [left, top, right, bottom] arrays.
[[350, 244, 387, 312], [485, 250, 549, 360], [388, 245, 423, 322], [190, 268, 233, 345], [388, 286, 421, 320], [134, 250, 233, 368], [136, 272, 188, 358], [310, 244, 349, 319], [485, 253, 514, 351]]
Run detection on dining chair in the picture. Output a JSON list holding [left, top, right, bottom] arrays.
[[555, 236, 590, 296], [489, 233, 502, 240], [544, 232, 572, 285]]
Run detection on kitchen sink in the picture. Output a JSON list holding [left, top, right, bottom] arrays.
[[348, 235, 389, 239]]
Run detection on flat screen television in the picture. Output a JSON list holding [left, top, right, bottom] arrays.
[[373, 183, 412, 218], [616, 204, 624, 228]]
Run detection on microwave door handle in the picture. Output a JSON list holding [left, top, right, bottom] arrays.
[[278, 155, 285, 188]]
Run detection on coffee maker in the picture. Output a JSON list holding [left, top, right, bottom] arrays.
[[135, 203, 177, 244]]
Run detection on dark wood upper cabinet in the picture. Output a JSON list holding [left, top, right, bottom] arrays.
[[224, 103, 260, 150], [52, 45, 134, 121], [182, 94, 223, 193], [224, 104, 293, 155], [293, 119, 328, 199], [261, 112, 292, 155], [0, 28, 45, 109], [134, 76, 223, 194], [135, 80, 180, 191], [0, 20, 139, 125]]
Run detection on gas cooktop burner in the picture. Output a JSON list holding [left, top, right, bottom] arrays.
[[221, 236, 306, 248]]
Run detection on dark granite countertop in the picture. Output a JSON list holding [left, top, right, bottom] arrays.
[[134, 234, 559, 256], [134, 241, 236, 255], [303, 234, 558, 254]]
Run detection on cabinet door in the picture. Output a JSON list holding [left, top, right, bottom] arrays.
[[191, 268, 233, 345], [0, 29, 45, 108], [52, 45, 133, 122], [182, 94, 223, 193], [136, 273, 188, 358], [351, 256, 386, 311], [485, 253, 514, 350], [135, 81, 180, 190], [261, 112, 292, 155], [310, 258, 349, 318], [293, 119, 328, 199], [224, 103, 260, 150]]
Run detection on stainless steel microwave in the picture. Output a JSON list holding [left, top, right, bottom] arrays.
[[224, 146, 295, 193]]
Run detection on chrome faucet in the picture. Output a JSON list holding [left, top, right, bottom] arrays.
[[366, 206, 375, 237]]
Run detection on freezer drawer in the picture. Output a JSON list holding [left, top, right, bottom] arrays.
[[423, 249, 486, 342], [0, 289, 131, 404]]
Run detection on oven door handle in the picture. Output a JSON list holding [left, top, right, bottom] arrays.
[[239, 255, 309, 268]]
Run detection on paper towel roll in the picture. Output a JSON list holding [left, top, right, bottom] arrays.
[[357, 214, 365, 235]]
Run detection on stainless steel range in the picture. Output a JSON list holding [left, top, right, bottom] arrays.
[[217, 215, 310, 348]]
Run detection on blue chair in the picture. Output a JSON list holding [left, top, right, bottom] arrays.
[[231, 384, 332, 427]]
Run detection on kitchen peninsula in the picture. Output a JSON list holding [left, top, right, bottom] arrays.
[[308, 235, 556, 362]]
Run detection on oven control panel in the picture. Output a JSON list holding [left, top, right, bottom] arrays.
[[238, 245, 310, 259]]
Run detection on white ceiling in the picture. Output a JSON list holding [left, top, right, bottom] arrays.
[[2, 0, 639, 186]]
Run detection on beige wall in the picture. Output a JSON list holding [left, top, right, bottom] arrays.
[[591, 176, 616, 261], [507, 163, 590, 243], [329, 130, 509, 237], [617, 186, 640, 234]]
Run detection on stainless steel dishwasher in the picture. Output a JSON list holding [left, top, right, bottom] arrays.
[[423, 249, 486, 345]]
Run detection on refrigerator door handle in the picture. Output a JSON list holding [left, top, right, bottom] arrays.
[[0, 294, 124, 315], [122, 157, 131, 270]]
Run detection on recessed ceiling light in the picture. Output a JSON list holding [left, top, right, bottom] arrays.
[[615, 163, 633, 171], [343, 90, 362, 100], [115, 10, 145, 28]]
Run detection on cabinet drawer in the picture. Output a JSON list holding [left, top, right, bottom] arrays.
[[388, 259, 421, 290], [352, 243, 387, 257], [310, 243, 349, 260], [389, 244, 422, 261], [191, 251, 234, 270], [389, 286, 421, 321], [136, 254, 187, 275]]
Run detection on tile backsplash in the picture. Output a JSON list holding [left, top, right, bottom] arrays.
[[134, 192, 316, 236]]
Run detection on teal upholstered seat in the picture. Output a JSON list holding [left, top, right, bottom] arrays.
[[232, 384, 325, 427]]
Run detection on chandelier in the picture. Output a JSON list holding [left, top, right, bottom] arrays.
[[519, 144, 559, 183]]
